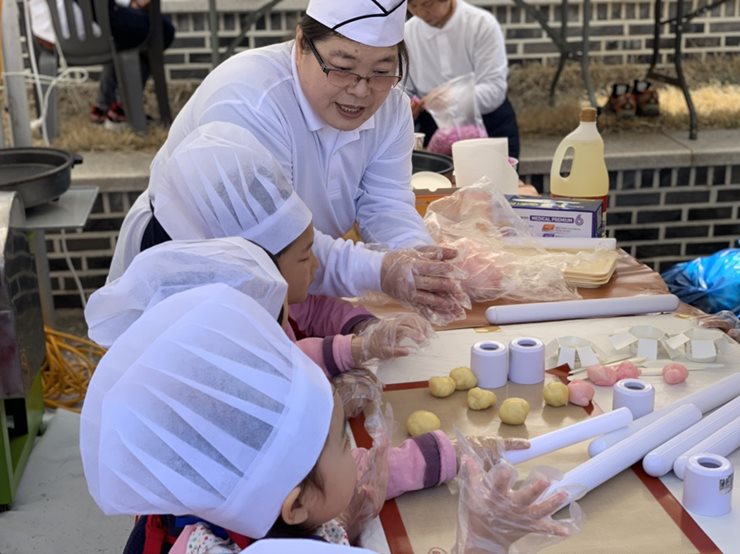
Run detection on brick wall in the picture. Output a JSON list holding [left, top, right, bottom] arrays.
[[156, 0, 740, 81], [48, 160, 740, 308]]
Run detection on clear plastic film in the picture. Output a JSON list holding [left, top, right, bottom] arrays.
[[423, 73, 487, 156], [451, 432, 582, 554], [424, 180, 598, 304], [372, 245, 472, 326], [353, 313, 435, 365], [338, 402, 393, 542], [451, 435, 531, 471], [696, 310, 740, 342], [333, 369, 384, 419]]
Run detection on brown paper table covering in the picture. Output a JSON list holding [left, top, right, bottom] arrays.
[[351, 381, 719, 554]]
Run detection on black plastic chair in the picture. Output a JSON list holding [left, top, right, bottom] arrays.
[[44, 0, 171, 133]]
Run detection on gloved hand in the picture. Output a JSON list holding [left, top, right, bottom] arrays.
[[380, 246, 471, 326], [338, 403, 392, 542], [351, 313, 435, 366], [450, 435, 531, 472], [452, 434, 581, 554], [696, 310, 740, 343], [333, 369, 383, 419]]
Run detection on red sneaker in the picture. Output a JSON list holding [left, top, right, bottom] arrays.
[[605, 83, 636, 118], [106, 102, 127, 123], [634, 80, 660, 117], [90, 105, 107, 124]]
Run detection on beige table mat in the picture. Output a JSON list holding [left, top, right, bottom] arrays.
[[356, 382, 715, 554]]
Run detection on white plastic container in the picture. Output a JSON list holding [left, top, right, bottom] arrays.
[[550, 107, 609, 214]]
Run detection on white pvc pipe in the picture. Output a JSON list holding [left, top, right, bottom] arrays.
[[550, 403, 702, 502], [673, 415, 740, 480], [2, 0, 34, 147], [504, 407, 632, 465], [643, 396, 740, 477], [485, 295, 679, 325], [589, 373, 740, 456]]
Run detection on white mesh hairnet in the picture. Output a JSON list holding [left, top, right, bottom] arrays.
[[85, 237, 287, 348], [80, 283, 333, 538], [150, 121, 313, 255]]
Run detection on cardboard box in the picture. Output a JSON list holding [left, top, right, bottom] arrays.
[[412, 172, 456, 216], [507, 195, 604, 237]]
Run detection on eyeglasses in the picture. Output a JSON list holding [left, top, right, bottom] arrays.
[[305, 37, 403, 93]]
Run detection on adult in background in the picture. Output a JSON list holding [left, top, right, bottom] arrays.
[[405, 0, 521, 160], [27, 0, 175, 127], [109, 0, 468, 323]]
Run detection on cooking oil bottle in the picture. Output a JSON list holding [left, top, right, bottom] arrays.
[[550, 107, 609, 213]]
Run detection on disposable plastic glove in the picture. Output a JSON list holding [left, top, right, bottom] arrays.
[[351, 313, 435, 365], [452, 434, 581, 554], [697, 310, 740, 342], [380, 246, 471, 326], [338, 403, 392, 542], [450, 435, 531, 472], [333, 369, 383, 419]]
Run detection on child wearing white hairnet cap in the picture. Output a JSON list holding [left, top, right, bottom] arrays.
[[83, 285, 576, 554], [86, 124, 436, 374], [109, 120, 470, 326]]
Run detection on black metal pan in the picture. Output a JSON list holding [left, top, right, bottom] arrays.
[[0, 147, 83, 209]]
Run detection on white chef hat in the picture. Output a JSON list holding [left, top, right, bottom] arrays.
[[80, 283, 333, 539], [151, 121, 313, 255], [84, 237, 287, 348], [306, 0, 407, 47], [243, 540, 376, 553]]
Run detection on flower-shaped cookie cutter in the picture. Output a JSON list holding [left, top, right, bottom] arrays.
[[546, 336, 606, 370], [664, 327, 735, 363], [609, 325, 670, 360]]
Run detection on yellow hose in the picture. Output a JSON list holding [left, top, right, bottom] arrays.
[[41, 326, 106, 412]]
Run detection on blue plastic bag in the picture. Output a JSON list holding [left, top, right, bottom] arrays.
[[661, 248, 740, 315]]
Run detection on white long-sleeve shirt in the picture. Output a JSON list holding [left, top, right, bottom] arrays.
[[404, 0, 509, 115], [108, 41, 432, 297]]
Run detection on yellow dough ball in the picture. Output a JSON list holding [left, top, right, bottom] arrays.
[[429, 376, 456, 398], [543, 382, 569, 407], [499, 397, 530, 425], [467, 387, 497, 410], [450, 366, 477, 390], [406, 410, 442, 437]]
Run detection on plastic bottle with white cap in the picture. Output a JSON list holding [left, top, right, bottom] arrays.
[[550, 107, 610, 215]]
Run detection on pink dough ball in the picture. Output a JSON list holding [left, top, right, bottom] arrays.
[[586, 364, 618, 386], [568, 381, 595, 406], [614, 361, 641, 380], [662, 363, 689, 384]]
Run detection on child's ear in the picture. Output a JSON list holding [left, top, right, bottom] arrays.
[[281, 486, 309, 526]]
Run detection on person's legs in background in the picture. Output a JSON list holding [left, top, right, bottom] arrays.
[[482, 97, 520, 161], [91, 1, 175, 125], [415, 110, 438, 148]]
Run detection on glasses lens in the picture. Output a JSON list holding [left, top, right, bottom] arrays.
[[368, 75, 401, 91], [326, 70, 359, 88]]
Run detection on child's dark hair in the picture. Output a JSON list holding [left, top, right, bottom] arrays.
[[297, 14, 408, 83], [263, 463, 327, 539]]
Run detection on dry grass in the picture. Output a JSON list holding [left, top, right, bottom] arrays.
[[7, 55, 740, 152], [510, 55, 740, 136]]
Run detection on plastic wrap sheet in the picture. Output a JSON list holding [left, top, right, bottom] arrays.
[[423, 181, 627, 305]]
